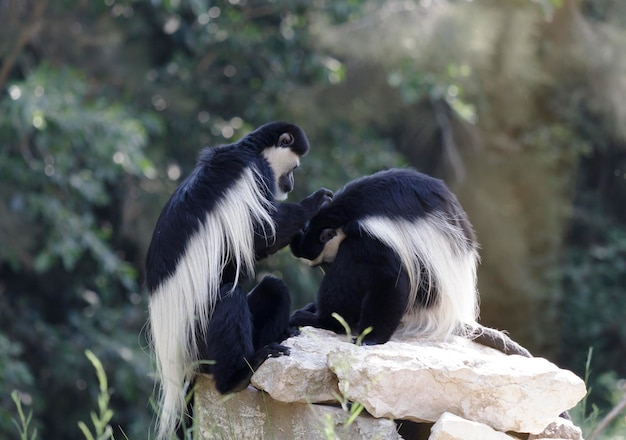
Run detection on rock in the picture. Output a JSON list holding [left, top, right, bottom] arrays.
[[528, 417, 584, 440], [252, 327, 586, 435], [429, 412, 517, 440], [251, 327, 342, 402], [195, 375, 403, 440]]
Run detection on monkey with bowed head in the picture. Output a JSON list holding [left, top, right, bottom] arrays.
[[290, 168, 531, 356], [145, 122, 332, 440]]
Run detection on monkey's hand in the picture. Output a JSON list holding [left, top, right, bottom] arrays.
[[264, 342, 290, 358], [299, 188, 333, 217], [256, 189, 332, 260], [283, 326, 301, 340]]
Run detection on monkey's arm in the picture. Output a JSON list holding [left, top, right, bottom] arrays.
[[289, 303, 321, 327], [255, 188, 332, 260]]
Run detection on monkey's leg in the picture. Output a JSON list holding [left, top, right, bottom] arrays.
[[247, 275, 293, 349], [289, 305, 324, 328], [335, 236, 407, 344], [199, 284, 288, 394]]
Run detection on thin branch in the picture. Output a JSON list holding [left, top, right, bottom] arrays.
[[588, 392, 626, 440], [0, 0, 48, 90]]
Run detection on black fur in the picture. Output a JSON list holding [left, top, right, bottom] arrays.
[[292, 233, 412, 344], [198, 276, 292, 394]]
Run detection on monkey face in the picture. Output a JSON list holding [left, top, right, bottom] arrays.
[[262, 132, 302, 201], [291, 223, 346, 267]]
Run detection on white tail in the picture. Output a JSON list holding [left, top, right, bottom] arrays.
[[359, 213, 479, 340]]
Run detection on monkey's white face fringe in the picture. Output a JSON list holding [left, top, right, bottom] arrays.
[[262, 146, 300, 201], [359, 214, 479, 340], [308, 229, 346, 266], [149, 167, 275, 440]]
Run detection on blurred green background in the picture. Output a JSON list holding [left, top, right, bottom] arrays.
[[1, 0, 625, 438]]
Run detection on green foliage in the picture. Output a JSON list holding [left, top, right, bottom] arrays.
[[570, 348, 601, 437], [0, 64, 156, 283], [318, 321, 372, 439], [561, 223, 626, 405], [570, 348, 626, 439], [78, 350, 114, 440], [10, 391, 37, 440], [330, 312, 373, 346], [0, 61, 156, 440], [388, 61, 476, 123], [0, 335, 35, 433]]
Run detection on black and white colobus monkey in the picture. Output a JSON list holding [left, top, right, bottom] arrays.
[[289, 168, 531, 356], [145, 122, 332, 440]]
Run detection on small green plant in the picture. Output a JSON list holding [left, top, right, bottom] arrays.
[[573, 347, 600, 437], [571, 347, 626, 439], [316, 386, 367, 440], [10, 390, 38, 440], [331, 312, 373, 346], [77, 349, 114, 440], [314, 314, 373, 438], [181, 379, 199, 440]]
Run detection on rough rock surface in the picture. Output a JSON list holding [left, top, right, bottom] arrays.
[[428, 412, 517, 440], [195, 375, 402, 440], [252, 327, 586, 435], [528, 417, 584, 440], [251, 327, 341, 403]]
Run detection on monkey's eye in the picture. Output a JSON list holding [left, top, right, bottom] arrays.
[[319, 228, 337, 244], [278, 132, 294, 147]]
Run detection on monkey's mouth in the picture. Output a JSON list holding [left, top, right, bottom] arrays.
[[275, 190, 288, 201]]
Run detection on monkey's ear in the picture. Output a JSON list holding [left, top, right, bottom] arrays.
[[320, 228, 337, 243], [278, 132, 294, 148]]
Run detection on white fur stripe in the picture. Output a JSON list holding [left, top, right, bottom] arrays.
[[359, 214, 479, 340], [262, 147, 300, 201], [149, 167, 275, 440]]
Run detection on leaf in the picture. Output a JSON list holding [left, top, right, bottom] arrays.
[[90, 412, 100, 431], [331, 312, 352, 342], [33, 252, 54, 273], [355, 327, 373, 346], [345, 402, 365, 427], [102, 409, 114, 426], [77, 421, 95, 440], [85, 349, 108, 392], [11, 419, 24, 437]]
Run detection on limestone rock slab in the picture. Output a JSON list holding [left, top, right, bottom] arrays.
[[195, 375, 402, 440], [252, 327, 586, 435], [251, 327, 342, 402], [429, 412, 516, 440]]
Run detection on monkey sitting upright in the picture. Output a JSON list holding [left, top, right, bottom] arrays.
[[146, 122, 332, 440]]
